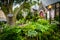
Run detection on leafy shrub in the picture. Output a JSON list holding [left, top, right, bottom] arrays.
[[16, 19, 26, 25], [0, 19, 60, 40], [37, 19, 49, 25]]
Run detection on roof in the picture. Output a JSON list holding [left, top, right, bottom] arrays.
[[41, 0, 60, 6], [0, 10, 7, 21]]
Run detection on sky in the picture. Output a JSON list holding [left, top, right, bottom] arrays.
[[13, 0, 41, 10], [13, 4, 20, 10]]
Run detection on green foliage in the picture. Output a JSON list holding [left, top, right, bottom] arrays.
[[16, 19, 26, 25], [0, 19, 60, 40], [0, 21, 7, 29], [0, 22, 4, 26], [1, 6, 9, 14], [16, 1, 31, 20], [37, 19, 49, 25], [16, 0, 39, 21], [55, 16, 59, 21], [14, 0, 28, 4], [16, 11, 23, 20], [22, 2, 31, 9]]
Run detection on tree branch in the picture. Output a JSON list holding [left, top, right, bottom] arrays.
[[14, 2, 24, 17]]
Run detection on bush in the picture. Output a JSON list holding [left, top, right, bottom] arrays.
[[0, 19, 60, 40]]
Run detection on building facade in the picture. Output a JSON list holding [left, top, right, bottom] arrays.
[[41, 0, 60, 23]]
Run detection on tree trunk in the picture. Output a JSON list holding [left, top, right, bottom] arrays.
[[1, 1, 15, 26]]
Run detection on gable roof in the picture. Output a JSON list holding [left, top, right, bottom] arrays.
[[41, 0, 60, 6], [0, 10, 7, 21]]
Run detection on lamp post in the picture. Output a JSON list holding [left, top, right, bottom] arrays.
[[48, 5, 52, 24], [45, 11, 47, 20]]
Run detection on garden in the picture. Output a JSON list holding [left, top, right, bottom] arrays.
[[0, 19, 60, 40]]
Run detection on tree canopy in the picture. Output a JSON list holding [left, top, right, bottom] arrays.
[[0, 0, 28, 14]]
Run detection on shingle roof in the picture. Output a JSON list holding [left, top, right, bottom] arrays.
[[41, 0, 60, 6], [0, 10, 7, 21]]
